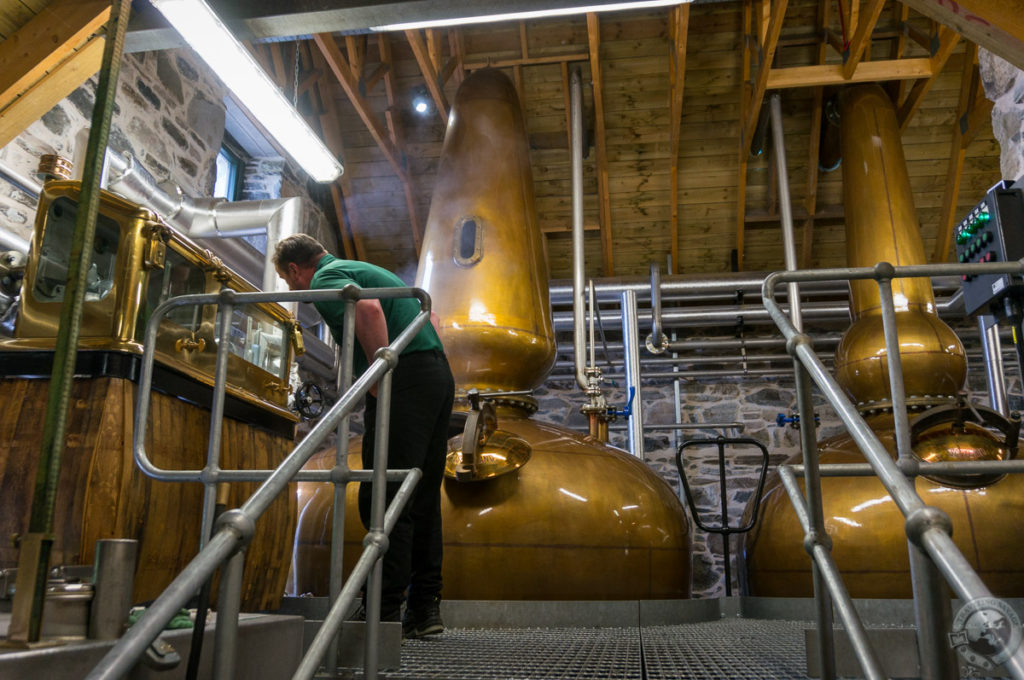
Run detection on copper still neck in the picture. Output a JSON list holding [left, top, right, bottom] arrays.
[[834, 85, 966, 411], [415, 69, 555, 404]]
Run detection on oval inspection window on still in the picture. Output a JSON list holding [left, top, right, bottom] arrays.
[[454, 217, 483, 267]]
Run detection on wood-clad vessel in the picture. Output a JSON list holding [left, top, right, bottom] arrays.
[[0, 180, 299, 610]]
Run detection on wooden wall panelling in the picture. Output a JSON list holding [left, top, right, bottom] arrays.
[[897, 25, 960, 131], [736, 0, 754, 271], [802, 0, 830, 268], [668, 4, 690, 275], [380, 32, 424, 254], [587, 12, 614, 276], [309, 43, 365, 260], [405, 28, 450, 124], [932, 42, 981, 261]]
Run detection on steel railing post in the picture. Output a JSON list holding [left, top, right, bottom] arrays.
[[201, 291, 236, 548], [212, 548, 246, 679], [326, 299, 357, 676], [794, 358, 835, 680], [365, 364, 395, 680]]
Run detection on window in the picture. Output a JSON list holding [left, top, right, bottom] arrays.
[[213, 145, 243, 200]]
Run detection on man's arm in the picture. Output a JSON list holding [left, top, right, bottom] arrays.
[[354, 298, 389, 397]]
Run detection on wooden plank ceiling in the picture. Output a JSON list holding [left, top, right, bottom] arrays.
[[0, 0, 1009, 281]]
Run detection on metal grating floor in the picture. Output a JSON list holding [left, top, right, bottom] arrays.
[[642, 619, 809, 679], [337, 619, 811, 679]]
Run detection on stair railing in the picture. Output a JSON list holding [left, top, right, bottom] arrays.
[[763, 259, 1024, 680], [85, 283, 431, 680]]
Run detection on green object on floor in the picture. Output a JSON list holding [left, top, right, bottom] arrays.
[[128, 607, 194, 629]]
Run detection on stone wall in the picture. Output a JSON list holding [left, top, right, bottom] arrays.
[[0, 49, 225, 247]]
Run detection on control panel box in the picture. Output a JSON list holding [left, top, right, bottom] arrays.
[[955, 180, 1024, 317]]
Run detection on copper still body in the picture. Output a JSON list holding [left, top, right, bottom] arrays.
[[290, 69, 691, 600], [743, 85, 1024, 598]]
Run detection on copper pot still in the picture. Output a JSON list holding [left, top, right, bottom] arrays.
[[289, 69, 690, 600], [743, 85, 1024, 598]]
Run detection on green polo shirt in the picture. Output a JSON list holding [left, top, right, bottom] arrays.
[[310, 253, 443, 376]]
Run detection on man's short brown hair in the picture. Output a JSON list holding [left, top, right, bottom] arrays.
[[273, 233, 327, 268]]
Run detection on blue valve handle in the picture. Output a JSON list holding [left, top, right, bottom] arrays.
[[776, 412, 819, 428], [608, 387, 636, 418]]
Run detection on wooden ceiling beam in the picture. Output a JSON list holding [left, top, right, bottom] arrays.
[[0, 0, 110, 113], [668, 3, 690, 276], [901, 0, 1024, 70], [379, 33, 424, 255], [932, 43, 979, 263], [405, 28, 450, 125], [426, 29, 443, 72], [897, 25, 960, 132], [767, 56, 932, 88], [362, 62, 390, 93], [448, 29, 465, 87], [587, 12, 614, 276], [0, 37, 104, 149], [843, 0, 887, 79], [345, 35, 366, 79], [314, 33, 407, 183], [463, 53, 590, 69], [741, 0, 788, 155]]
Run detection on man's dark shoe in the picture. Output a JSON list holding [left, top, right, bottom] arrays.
[[403, 598, 444, 639]]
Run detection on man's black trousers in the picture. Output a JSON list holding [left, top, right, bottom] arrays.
[[359, 349, 455, 617]]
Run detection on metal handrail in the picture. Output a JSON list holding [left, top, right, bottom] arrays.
[[763, 259, 1024, 679], [87, 283, 432, 680]]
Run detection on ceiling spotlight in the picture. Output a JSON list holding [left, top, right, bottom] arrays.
[[412, 91, 432, 116]]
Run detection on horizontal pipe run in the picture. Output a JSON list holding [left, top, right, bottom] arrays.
[[607, 422, 745, 431], [791, 460, 1024, 477], [778, 466, 886, 679], [548, 274, 963, 302]]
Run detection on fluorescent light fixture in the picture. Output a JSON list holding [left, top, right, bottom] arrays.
[[151, 0, 343, 183], [372, 0, 689, 32]]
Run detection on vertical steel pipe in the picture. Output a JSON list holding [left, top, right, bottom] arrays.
[[621, 290, 644, 458], [981, 315, 1009, 415], [769, 93, 803, 331], [88, 539, 138, 640], [571, 68, 587, 390]]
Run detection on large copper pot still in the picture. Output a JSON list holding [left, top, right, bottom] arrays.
[[743, 85, 1024, 598], [291, 69, 691, 600]]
